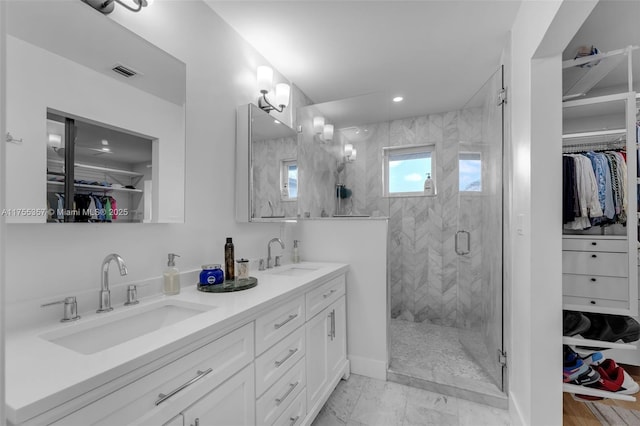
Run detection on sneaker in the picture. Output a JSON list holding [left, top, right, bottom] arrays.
[[563, 311, 591, 337], [605, 315, 640, 343], [599, 359, 640, 395]]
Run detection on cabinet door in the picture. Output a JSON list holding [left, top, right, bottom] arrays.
[[305, 307, 330, 409], [327, 296, 347, 381], [182, 364, 255, 426]]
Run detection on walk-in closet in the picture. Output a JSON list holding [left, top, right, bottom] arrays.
[[562, 1, 640, 421]]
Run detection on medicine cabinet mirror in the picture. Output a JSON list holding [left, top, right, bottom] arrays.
[[236, 104, 298, 222], [5, 1, 186, 224]]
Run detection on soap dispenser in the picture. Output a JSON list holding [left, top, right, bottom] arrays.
[[164, 253, 181, 295], [423, 173, 436, 196], [292, 240, 300, 264]]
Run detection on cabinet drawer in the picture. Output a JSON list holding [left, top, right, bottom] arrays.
[[272, 388, 306, 426], [563, 238, 628, 253], [306, 275, 345, 320], [256, 358, 306, 426], [256, 326, 305, 397], [256, 296, 305, 355], [563, 295, 629, 310], [52, 323, 254, 426], [563, 274, 628, 301], [562, 251, 628, 277]]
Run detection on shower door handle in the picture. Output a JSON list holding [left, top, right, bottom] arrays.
[[455, 230, 471, 255]]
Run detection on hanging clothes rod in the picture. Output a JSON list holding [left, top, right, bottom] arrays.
[[562, 140, 627, 153]]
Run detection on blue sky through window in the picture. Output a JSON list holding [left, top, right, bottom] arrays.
[[459, 153, 481, 191], [388, 155, 431, 194]]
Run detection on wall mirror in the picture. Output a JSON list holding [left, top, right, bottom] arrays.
[[5, 0, 186, 224], [236, 104, 298, 222]]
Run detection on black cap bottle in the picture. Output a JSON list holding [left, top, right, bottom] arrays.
[[224, 237, 235, 281]]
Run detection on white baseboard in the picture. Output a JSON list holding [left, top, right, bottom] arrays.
[[348, 355, 386, 380]]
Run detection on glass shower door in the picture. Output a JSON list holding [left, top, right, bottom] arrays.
[[457, 65, 505, 391]]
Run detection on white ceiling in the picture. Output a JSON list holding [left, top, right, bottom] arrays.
[[205, 0, 521, 121]]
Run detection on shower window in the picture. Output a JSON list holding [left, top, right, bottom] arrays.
[[280, 159, 298, 200], [459, 152, 482, 192], [383, 144, 434, 197]]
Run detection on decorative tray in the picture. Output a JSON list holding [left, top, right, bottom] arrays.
[[196, 276, 258, 293]]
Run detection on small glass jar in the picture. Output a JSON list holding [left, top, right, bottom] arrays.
[[200, 264, 224, 285], [236, 258, 250, 280]]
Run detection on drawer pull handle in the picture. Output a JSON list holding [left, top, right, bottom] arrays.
[[275, 348, 299, 367], [276, 381, 299, 405], [323, 289, 338, 299], [591, 242, 597, 246], [591, 254, 597, 258], [590, 300, 596, 305], [274, 313, 298, 329], [290, 415, 300, 425], [155, 368, 213, 406], [590, 278, 597, 282]]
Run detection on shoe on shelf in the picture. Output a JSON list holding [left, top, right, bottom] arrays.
[[564, 345, 603, 366], [599, 359, 640, 395], [581, 313, 613, 341], [563, 311, 591, 337], [604, 315, 640, 343]]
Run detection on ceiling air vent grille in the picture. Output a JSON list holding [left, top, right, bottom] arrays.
[[112, 64, 137, 78]]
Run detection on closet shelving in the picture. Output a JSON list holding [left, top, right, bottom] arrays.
[[561, 90, 638, 401]]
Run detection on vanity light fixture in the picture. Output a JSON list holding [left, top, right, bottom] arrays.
[[257, 66, 291, 114], [48, 133, 62, 149], [83, 0, 153, 15], [344, 143, 357, 163], [313, 116, 334, 143]]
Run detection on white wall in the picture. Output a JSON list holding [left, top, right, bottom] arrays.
[[4, 2, 291, 326], [506, 1, 597, 425], [295, 219, 388, 379], [0, 1, 7, 423]]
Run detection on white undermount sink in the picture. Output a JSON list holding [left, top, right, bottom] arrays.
[[270, 265, 320, 276], [40, 300, 214, 355]]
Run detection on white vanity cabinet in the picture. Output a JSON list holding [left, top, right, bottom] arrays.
[[7, 264, 349, 426], [305, 275, 348, 418]]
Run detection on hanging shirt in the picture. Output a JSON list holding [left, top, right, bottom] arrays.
[[110, 196, 118, 220], [104, 197, 112, 222]]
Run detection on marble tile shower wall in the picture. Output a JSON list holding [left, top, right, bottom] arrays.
[[252, 136, 297, 218], [341, 109, 485, 328]]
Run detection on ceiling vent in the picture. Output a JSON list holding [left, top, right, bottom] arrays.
[[112, 64, 138, 78]]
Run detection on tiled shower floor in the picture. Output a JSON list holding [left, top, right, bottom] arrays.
[[388, 319, 506, 408]]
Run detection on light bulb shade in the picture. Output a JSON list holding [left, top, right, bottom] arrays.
[[275, 83, 290, 107], [350, 148, 357, 161], [344, 143, 353, 157], [48, 133, 62, 148], [257, 66, 273, 93], [323, 124, 334, 141], [313, 117, 325, 134]]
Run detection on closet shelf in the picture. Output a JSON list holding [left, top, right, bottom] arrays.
[[562, 336, 637, 350], [47, 181, 143, 193], [47, 159, 144, 177], [563, 383, 636, 402]]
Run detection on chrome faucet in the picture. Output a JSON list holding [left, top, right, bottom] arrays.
[[98, 253, 128, 313], [267, 238, 285, 269]]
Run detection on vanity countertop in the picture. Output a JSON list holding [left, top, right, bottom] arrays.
[[5, 261, 348, 425]]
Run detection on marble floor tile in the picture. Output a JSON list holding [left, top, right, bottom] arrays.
[[457, 399, 510, 426], [312, 374, 508, 426]]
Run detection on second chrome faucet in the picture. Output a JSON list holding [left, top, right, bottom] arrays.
[[267, 238, 285, 269], [98, 253, 128, 313]]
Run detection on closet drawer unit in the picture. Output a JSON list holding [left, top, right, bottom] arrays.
[[306, 275, 346, 320], [272, 388, 306, 426], [51, 323, 254, 426], [256, 326, 305, 397], [256, 358, 306, 426], [256, 296, 305, 355], [562, 274, 628, 301], [563, 295, 629, 310], [562, 251, 628, 277], [562, 238, 628, 253]]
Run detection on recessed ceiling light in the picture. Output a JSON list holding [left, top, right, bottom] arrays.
[[393, 96, 404, 103], [274, 120, 280, 124], [102, 147, 111, 152], [101, 139, 109, 145]]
